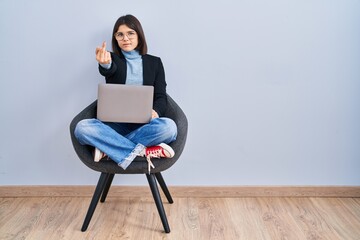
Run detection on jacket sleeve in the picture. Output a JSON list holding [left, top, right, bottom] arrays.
[[153, 58, 168, 117], [98, 52, 118, 79]]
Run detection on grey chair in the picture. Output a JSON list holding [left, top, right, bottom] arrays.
[[69, 95, 188, 233]]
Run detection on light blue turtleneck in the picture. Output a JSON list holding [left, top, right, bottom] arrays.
[[121, 50, 143, 85]]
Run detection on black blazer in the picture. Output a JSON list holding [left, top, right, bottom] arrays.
[[98, 52, 168, 117]]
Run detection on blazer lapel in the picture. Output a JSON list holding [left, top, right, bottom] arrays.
[[119, 57, 127, 84], [142, 55, 152, 86]]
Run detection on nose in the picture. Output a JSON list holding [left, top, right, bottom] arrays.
[[122, 34, 130, 41]]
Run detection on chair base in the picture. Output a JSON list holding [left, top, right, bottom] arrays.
[[81, 172, 172, 233]]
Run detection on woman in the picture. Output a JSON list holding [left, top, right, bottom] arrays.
[[74, 15, 177, 173]]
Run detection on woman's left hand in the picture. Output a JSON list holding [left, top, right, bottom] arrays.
[[152, 110, 159, 119]]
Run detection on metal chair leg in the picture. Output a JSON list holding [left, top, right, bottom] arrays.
[[155, 172, 174, 204], [100, 174, 114, 203], [146, 173, 170, 233], [81, 172, 109, 232]]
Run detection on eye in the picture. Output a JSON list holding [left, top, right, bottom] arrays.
[[116, 32, 124, 37], [128, 32, 136, 36]]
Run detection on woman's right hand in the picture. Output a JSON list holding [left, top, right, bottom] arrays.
[[95, 41, 111, 64]]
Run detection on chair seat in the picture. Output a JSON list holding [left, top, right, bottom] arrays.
[[70, 94, 188, 174], [79, 153, 179, 174]]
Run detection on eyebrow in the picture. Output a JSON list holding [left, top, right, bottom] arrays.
[[116, 30, 136, 34]]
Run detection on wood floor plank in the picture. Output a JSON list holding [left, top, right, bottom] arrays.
[[225, 198, 273, 239], [283, 198, 343, 240], [1, 197, 360, 240], [310, 198, 360, 240], [257, 197, 306, 240]]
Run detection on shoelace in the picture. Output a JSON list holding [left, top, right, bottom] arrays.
[[146, 154, 156, 174], [145, 147, 164, 174]]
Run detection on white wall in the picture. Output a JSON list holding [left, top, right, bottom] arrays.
[[1, 0, 359, 186]]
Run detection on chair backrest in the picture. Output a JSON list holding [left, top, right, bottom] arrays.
[[70, 95, 188, 174]]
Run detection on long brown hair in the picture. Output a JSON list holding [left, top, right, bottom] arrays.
[[112, 15, 148, 55]]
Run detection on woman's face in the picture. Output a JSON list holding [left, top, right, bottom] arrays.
[[115, 24, 139, 52]]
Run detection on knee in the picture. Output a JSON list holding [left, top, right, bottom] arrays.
[[74, 119, 87, 139], [74, 118, 99, 139], [157, 118, 178, 141]]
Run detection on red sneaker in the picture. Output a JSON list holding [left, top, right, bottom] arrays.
[[145, 143, 175, 159], [143, 143, 175, 173]]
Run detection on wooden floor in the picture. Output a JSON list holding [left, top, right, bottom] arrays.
[[1, 197, 360, 240]]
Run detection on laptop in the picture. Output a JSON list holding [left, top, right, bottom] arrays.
[[97, 84, 154, 123]]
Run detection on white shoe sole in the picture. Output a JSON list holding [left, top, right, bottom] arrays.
[[158, 143, 175, 158], [94, 148, 103, 162]]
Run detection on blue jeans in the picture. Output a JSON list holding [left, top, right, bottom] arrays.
[[74, 118, 177, 169]]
